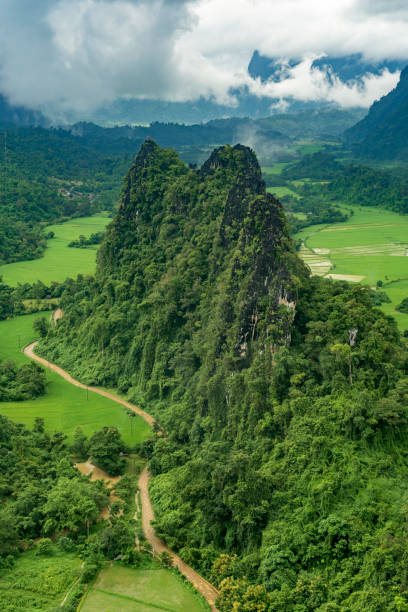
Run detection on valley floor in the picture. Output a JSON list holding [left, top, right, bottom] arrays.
[[0, 213, 110, 285], [296, 205, 408, 331]]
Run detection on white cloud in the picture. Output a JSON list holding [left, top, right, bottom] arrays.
[[245, 57, 400, 108], [0, 0, 406, 117]]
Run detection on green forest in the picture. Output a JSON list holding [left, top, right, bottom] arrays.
[[0, 126, 132, 263], [35, 141, 408, 611], [282, 151, 408, 214], [0, 412, 151, 610]]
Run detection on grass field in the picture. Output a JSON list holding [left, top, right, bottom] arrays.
[[80, 566, 209, 612], [266, 186, 301, 199], [295, 141, 330, 155], [0, 313, 151, 445], [262, 162, 292, 175], [0, 214, 111, 286], [295, 206, 408, 331], [0, 548, 81, 611]]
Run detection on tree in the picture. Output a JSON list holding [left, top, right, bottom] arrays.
[[330, 343, 353, 385], [0, 509, 19, 561], [99, 518, 134, 559], [36, 538, 53, 556], [43, 478, 104, 534], [88, 427, 125, 476], [158, 551, 173, 568], [33, 316, 49, 338], [71, 426, 89, 460]]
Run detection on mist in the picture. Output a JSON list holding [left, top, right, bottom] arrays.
[[0, 0, 406, 119]]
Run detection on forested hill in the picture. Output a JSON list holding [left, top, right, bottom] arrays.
[[42, 140, 305, 387], [345, 65, 408, 160], [40, 142, 408, 610]]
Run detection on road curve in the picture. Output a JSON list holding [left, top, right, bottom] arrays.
[[24, 341, 155, 427], [24, 340, 219, 611]]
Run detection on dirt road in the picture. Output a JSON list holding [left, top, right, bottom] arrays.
[[24, 341, 219, 611], [139, 467, 219, 611], [24, 341, 155, 427]]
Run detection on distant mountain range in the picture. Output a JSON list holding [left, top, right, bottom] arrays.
[[248, 51, 406, 83], [345, 66, 408, 160], [80, 54, 406, 125], [1, 53, 403, 128], [0, 95, 47, 127]]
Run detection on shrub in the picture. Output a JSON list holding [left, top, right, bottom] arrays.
[[36, 538, 53, 556]]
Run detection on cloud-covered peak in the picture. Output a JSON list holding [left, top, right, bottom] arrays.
[[0, 0, 406, 120]]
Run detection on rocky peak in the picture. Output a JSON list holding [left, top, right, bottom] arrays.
[[200, 144, 265, 194]]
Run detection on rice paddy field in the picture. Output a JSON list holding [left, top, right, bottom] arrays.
[[79, 566, 209, 612], [296, 205, 408, 331], [0, 213, 111, 286], [0, 313, 151, 444]]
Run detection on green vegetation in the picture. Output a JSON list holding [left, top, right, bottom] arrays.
[[0, 314, 151, 444], [282, 150, 343, 180], [0, 359, 46, 400], [261, 162, 291, 175], [0, 214, 110, 286], [0, 123, 134, 264], [68, 231, 105, 248], [256, 110, 364, 140], [345, 66, 408, 160], [0, 415, 109, 564], [296, 205, 408, 330], [396, 297, 408, 313], [266, 185, 300, 199], [80, 566, 209, 612], [0, 411, 155, 611], [0, 548, 81, 611], [88, 426, 127, 476], [37, 141, 408, 610], [282, 151, 408, 214], [0, 312, 45, 362]]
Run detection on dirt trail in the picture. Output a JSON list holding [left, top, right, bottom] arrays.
[[75, 461, 120, 520], [24, 341, 155, 427], [24, 341, 219, 611], [60, 561, 84, 607], [139, 467, 219, 611]]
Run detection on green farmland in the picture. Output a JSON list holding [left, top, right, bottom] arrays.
[[296, 206, 408, 331], [0, 214, 110, 286], [266, 185, 301, 199], [0, 313, 151, 445], [0, 548, 81, 611], [79, 566, 209, 612]]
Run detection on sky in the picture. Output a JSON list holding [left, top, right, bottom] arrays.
[[0, 0, 407, 117]]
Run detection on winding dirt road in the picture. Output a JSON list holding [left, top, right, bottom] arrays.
[[24, 341, 155, 427], [24, 339, 219, 611], [139, 466, 219, 611]]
